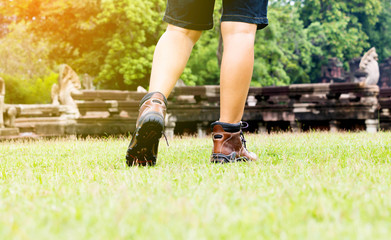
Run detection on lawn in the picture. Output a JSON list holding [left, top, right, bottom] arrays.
[[1, 132, 391, 239]]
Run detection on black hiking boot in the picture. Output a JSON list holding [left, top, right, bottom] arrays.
[[126, 92, 167, 166]]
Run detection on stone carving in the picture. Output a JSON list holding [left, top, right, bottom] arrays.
[[0, 77, 5, 128], [51, 84, 60, 105], [82, 74, 95, 90], [0, 78, 19, 136], [247, 95, 257, 106], [4, 106, 17, 128], [165, 113, 176, 139], [137, 86, 147, 93], [359, 47, 380, 85], [321, 58, 344, 83], [175, 79, 187, 87], [51, 64, 82, 113], [349, 57, 361, 83]]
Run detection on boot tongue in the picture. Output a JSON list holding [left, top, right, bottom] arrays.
[[211, 121, 241, 133]]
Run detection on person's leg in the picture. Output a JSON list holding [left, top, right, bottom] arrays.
[[126, 25, 202, 166], [149, 24, 202, 98], [219, 22, 257, 123], [210, 22, 259, 163], [126, 0, 216, 166]]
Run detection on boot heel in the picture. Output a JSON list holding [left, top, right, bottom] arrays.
[[210, 153, 250, 164], [210, 153, 236, 164], [126, 92, 167, 167]]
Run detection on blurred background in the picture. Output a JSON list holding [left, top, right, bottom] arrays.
[[0, 0, 390, 104]]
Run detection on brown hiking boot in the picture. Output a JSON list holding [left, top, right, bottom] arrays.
[[210, 121, 257, 163], [126, 92, 167, 166]]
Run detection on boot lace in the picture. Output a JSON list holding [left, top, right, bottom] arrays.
[[240, 121, 249, 149], [162, 132, 170, 147]]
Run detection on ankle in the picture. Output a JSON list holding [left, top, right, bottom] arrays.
[[211, 121, 241, 133], [218, 117, 242, 125]]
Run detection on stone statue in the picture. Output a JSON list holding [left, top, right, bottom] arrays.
[[51, 84, 60, 105], [0, 78, 17, 131], [82, 73, 95, 90], [137, 86, 147, 93], [359, 47, 380, 85], [175, 79, 187, 87], [51, 64, 82, 108], [5, 106, 17, 128], [0, 77, 5, 128]]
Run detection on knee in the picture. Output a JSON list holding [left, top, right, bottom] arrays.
[[166, 24, 202, 45], [221, 22, 257, 41]]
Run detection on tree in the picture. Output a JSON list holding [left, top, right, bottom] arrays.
[[298, 0, 382, 79], [0, 22, 52, 77], [96, 0, 165, 89], [252, 4, 319, 86], [181, 30, 220, 85], [6, 0, 166, 90], [181, 1, 222, 86], [0, 22, 58, 104], [366, 0, 391, 61], [2, 0, 388, 90]]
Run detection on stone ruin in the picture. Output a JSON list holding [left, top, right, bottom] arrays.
[[357, 47, 380, 85], [322, 48, 381, 86], [0, 77, 4, 128], [0, 65, 82, 138], [82, 74, 95, 90], [380, 57, 391, 87], [320, 58, 344, 83], [0, 77, 5, 129], [0, 77, 19, 136], [51, 64, 82, 117], [1, 63, 390, 138]]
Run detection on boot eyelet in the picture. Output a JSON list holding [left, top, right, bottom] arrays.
[[152, 99, 162, 104], [214, 134, 223, 139]]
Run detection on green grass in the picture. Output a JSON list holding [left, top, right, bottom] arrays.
[[1, 132, 391, 239]]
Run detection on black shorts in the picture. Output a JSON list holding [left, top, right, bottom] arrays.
[[163, 0, 269, 31]]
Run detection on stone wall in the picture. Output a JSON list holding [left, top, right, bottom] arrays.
[[1, 61, 386, 138], [0, 77, 4, 128], [2, 82, 384, 138], [380, 57, 391, 87], [0, 77, 19, 137]]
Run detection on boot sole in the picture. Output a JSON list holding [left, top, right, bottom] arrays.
[[126, 112, 164, 166], [210, 153, 249, 164]]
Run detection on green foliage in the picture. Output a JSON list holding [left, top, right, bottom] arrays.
[[22, 0, 111, 84], [252, 5, 319, 86], [180, 2, 222, 86], [0, 21, 53, 77], [23, 0, 166, 90], [2, 72, 58, 104], [298, 0, 382, 76], [96, 0, 165, 89], [182, 31, 220, 85], [1, 0, 390, 89], [367, 0, 391, 61], [0, 21, 58, 104], [183, 3, 318, 86]]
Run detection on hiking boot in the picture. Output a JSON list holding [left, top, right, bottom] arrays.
[[210, 121, 257, 163], [126, 92, 167, 166]]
